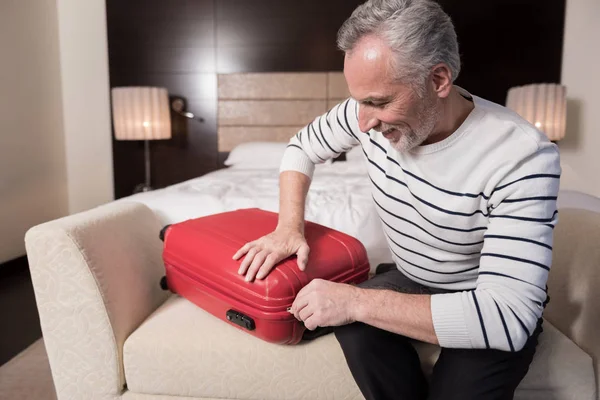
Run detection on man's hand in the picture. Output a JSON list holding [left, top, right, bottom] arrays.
[[290, 279, 362, 330], [233, 228, 310, 282]]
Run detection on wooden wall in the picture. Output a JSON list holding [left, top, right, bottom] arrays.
[[106, 0, 566, 199]]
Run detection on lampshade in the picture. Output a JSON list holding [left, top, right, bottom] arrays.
[[111, 87, 172, 140], [505, 83, 567, 141]]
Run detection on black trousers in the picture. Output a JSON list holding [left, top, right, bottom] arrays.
[[305, 264, 543, 400]]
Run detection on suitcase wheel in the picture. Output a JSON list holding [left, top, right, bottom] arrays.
[[159, 224, 171, 242], [159, 276, 169, 291]]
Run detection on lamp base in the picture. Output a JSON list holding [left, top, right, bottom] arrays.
[[134, 183, 153, 194]]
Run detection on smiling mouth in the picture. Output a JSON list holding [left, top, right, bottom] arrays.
[[382, 128, 399, 139]]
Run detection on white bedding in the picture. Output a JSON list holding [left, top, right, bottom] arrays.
[[118, 162, 393, 271]]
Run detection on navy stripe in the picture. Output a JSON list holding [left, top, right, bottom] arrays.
[[394, 252, 478, 278], [378, 212, 453, 253], [381, 228, 444, 262], [317, 115, 347, 153], [489, 210, 558, 224], [392, 250, 479, 278], [396, 263, 463, 285], [332, 105, 353, 138], [484, 235, 552, 251], [478, 271, 546, 292], [481, 253, 549, 271], [502, 196, 557, 203], [343, 100, 354, 135], [542, 288, 550, 307], [493, 174, 561, 194], [367, 138, 560, 201], [336, 111, 359, 140], [304, 125, 327, 162], [395, 159, 491, 199], [472, 292, 490, 349], [369, 137, 387, 153], [369, 136, 490, 199], [544, 224, 555, 229], [376, 140, 494, 200], [509, 308, 531, 337], [390, 246, 479, 275], [325, 109, 333, 131], [375, 204, 483, 251], [380, 199, 483, 256], [308, 122, 324, 149], [286, 144, 303, 151], [494, 300, 515, 352], [385, 232, 480, 271], [365, 153, 491, 218], [370, 177, 488, 233], [385, 232, 444, 262]]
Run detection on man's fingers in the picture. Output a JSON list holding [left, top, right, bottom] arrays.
[[245, 251, 268, 282], [298, 303, 314, 322], [238, 247, 258, 275], [233, 242, 253, 260], [291, 294, 310, 320], [256, 253, 280, 280], [296, 244, 310, 271], [303, 315, 319, 331]]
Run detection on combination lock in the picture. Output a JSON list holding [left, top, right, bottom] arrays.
[[226, 309, 256, 331]]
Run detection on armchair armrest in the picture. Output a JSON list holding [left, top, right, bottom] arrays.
[[546, 207, 600, 399], [25, 202, 170, 400]]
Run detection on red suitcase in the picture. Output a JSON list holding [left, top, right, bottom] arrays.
[[159, 208, 370, 344]]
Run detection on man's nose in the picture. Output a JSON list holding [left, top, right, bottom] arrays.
[[358, 106, 380, 133]]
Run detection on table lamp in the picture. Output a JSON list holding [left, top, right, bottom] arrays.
[[111, 86, 172, 192], [505, 83, 567, 141]]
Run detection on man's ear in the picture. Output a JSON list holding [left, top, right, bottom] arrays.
[[430, 63, 453, 99]]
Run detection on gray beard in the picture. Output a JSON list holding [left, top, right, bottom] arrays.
[[388, 100, 439, 153]]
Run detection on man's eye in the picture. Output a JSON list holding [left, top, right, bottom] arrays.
[[364, 102, 385, 107]]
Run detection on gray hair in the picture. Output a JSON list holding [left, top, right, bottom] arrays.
[[337, 0, 461, 92]]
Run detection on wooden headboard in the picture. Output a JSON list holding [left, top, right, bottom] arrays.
[[217, 72, 351, 155]]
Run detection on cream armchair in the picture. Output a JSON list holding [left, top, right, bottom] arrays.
[[25, 195, 600, 400]]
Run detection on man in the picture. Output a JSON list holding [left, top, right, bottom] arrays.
[[233, 0, 561, 398]]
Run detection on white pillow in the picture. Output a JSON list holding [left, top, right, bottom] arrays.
[[224, 142, 289, 169]]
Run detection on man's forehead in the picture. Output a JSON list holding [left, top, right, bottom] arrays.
[[346, 35, 390, 62]]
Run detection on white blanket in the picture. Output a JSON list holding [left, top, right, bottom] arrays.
[[119, 162, 393, 271]]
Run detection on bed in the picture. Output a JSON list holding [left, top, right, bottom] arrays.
[[119, 153, 392, 272]]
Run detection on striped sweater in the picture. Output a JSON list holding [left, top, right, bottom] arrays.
[[279, 89, 561, 352]]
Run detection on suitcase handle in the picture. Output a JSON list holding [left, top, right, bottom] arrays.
[[226, 309, 256, 331], [159, 224, 171, 242]]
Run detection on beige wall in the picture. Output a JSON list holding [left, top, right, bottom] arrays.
[[0, 0, 114, 263], [56, 0, 114, 214], [0, 0, 69, 262], [559, 0, 600, 197]]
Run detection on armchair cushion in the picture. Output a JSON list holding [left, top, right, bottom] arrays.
[[124, 296, 362, 400]]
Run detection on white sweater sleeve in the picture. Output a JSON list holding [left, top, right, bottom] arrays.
[[431, 142, 561, 351], [280, 98, 361, 178]]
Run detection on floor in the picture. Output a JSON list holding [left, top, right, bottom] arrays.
[[0, 338, 56, 399], [0, 256, 55, 399], [0, 256, 42, 367]]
